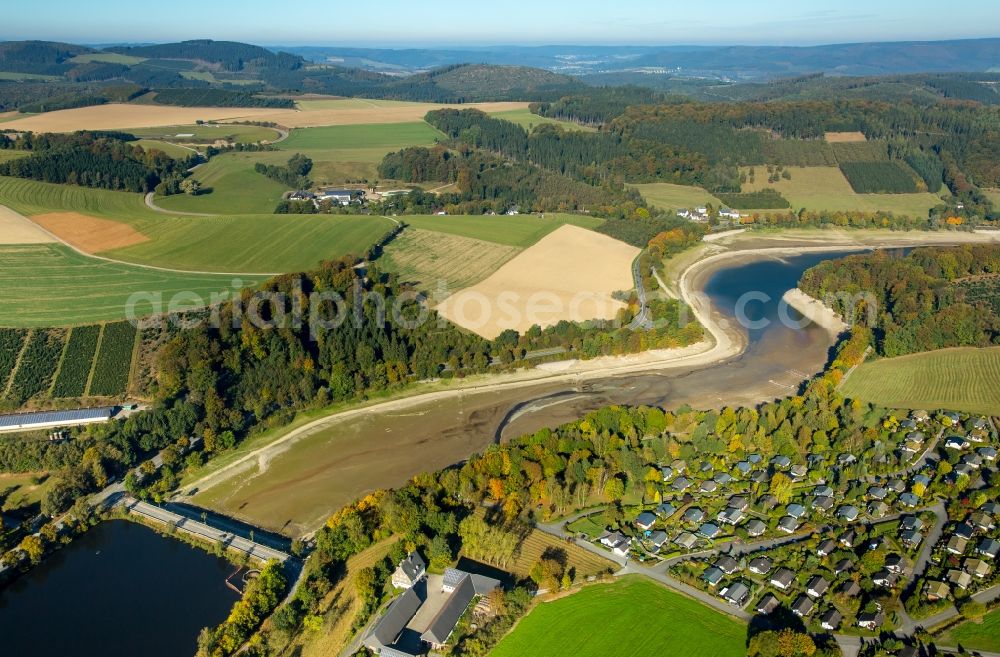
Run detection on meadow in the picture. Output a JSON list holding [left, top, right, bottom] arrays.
[[154, 152, 290, 214], [0, 472, 57, 514], [399, 213, 604, 247], [0, 244, 265, 327], [488, 577, 746, 657], [937, 608, 1000, 652], [0, 177, 397, 273], [740, 166, 943, 214], [840, 347, 1000, 415], [629, 182, 723, 210], [488, 107, 594, 132], [126, 123, 281, 144], [379, 228, 521, 291], [133, 139, 196, 159]]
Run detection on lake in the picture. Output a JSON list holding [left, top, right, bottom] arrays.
[[0, 520, 238, 657]]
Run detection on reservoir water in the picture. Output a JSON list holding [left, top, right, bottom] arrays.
[[0, 520, 237, 657]]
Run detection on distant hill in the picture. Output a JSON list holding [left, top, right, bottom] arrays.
[[0, 40, 94, 75], [282, 38, 1000, 80], [106, 39, 303, 72]]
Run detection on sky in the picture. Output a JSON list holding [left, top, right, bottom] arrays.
[[3, 0, 999, 46]]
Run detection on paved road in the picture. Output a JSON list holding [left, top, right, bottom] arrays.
[[627, 255, 652, 331]]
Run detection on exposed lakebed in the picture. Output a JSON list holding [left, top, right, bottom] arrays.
[[195, 249, 860, 535]]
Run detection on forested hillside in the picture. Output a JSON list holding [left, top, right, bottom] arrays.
[[799, 245, 1000, 356]]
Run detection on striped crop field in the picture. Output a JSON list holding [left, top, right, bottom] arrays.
[[841, 347, 1000, 415]]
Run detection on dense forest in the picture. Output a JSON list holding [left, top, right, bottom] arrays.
[[378, 146, 649, 218], [0, 131, 193, 192], [424, 108, 710, 187], [799, 244, 1000, 357]]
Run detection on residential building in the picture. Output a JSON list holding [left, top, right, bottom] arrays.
[[755, 593, 780, 615], [806, 575, 829, 598], [791, 595, 814, 618], [635, 511, 657, 531], [770, 568, 795, 591], [722, 581, 750, 606], [391, 551, 427, 590], [820, 608, 843, 631], [749, 556, 773, 575], [925, 580, 950, 601]]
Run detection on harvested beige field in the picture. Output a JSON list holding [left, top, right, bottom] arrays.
[[0, 100, 529, 133], [248, 100, 529, 128], [31, 212, 149, 252], [0, 104, 276, 133], [437, 224, 640, 339], [824, 131, 867, 142], [0, 205, 57, 244]]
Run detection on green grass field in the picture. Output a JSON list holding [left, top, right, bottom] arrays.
[[133, 139, 197, 159], [0, 244, 266, 327], [740, 166, 943, 214], [629, 183, 723, 210], [984, 188, 1000, 207], [841, 347, 1000, 415], [400, 213, 604, 247], [154, 152, 290, 214], [0, 472, 57, 513], [0, 177, 397, 273], [279, 121, 444, 185], [0, 150, 29, 163], [489, 577, 746, 657], [125, 124, 281, 144], [69, 52, 146, 65], [0, 72, 61, 81], [938, 608, 1000, 652], [107, 214, 397, 273], [487, 108, 594, 132]]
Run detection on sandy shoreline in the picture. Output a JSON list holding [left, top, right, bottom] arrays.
[[182, 229, 1000, 500]]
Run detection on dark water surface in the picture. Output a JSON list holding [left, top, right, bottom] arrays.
[[0, 520, 237, 657]]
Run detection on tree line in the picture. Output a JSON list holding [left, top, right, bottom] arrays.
[[254, 153, 312, 189], [0, 131, 192, 193]]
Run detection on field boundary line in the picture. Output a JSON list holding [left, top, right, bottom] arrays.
[[2, 329, 32, 399], [837, 344, 872, 389], [47, 327, 72, 398], [84, 324, 105, 398], [24, 217, 281, 277], [126, 322, 142, 399]]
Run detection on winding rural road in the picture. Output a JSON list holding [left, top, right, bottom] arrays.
[[144, 191, 215, 217]]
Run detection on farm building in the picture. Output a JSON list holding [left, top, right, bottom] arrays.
[[318, 188, 366, 205], [0, 407, 118, 433]]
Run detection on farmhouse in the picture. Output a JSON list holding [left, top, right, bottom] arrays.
[[392, 551, 427, 590], [364, 567, 502, 656], [318, 188, 366, 205], [421, 569, 503, 650], [0, 406, 118, 433]]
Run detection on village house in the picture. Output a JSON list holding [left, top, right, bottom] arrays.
[[806, 575, 829, 598], [965, 558, 991, 578], [813, 495, 835, 512], [648, 530, 669, 551], [778, 517, 799, 534], [791, 595, 814, 618], [749, 556, 773, 575], [698, 523, 721, 540], [820, 608, 843, 631], [599, 531, 633, 558], [657, 502, 677, 518], [745, 519, 767, 537], [857, 610, 884, 630], [702, 566, 725, 587], [635, 511, 657, 531], [948, 568, 973, 590], [786, 503, 807, 519], [817, 539, 836, 557], [946, 535, 969, 555], [675, 532, 698, 550], [978, 538, 1000, 559], [715, 555, 740, 575], [770, 568, 795, 591], [925, 580, 950, 601], [684, 507, 705, 524], [834, 559, 854, 576], [756, 594, 780, 615], [722, 581, 751, 606]]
